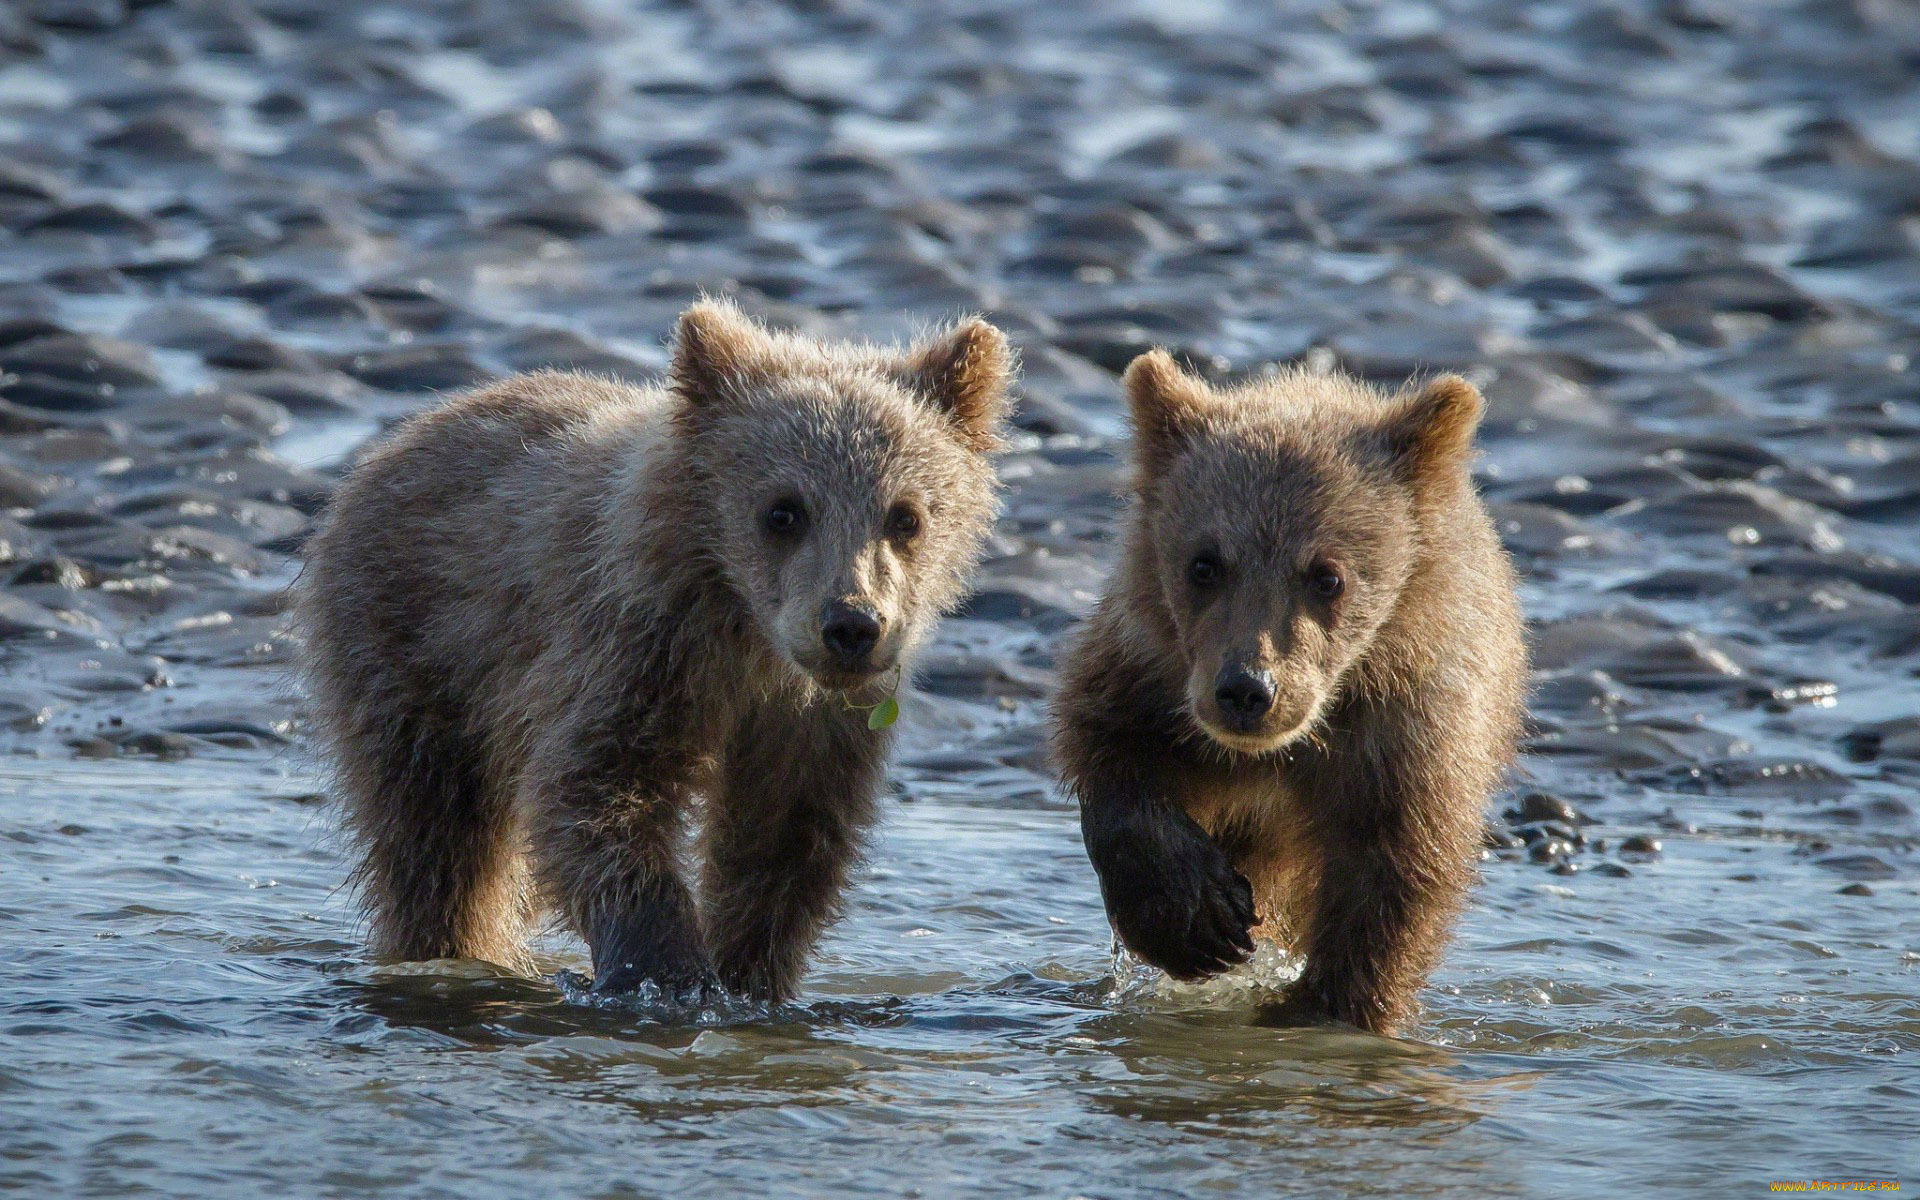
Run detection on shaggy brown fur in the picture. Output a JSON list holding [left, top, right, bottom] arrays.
[[1051, 352, 1526, 1035], [300, 301, 1010, 1002]]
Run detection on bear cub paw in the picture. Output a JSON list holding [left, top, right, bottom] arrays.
[[1090, 806, 1257, 981]]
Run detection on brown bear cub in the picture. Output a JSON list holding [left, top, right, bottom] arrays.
[[1052, 352, 1525, 1035], [300, 301, 1010, 1002]]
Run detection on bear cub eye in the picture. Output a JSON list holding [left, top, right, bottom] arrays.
[[1306, 562, 1344, 600], [764, 498, 808, 537], [886, 503, 922, 542], [1188, 553, 1224, 589]]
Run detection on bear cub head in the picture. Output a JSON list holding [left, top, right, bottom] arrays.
[[1122, 350, 1485, 755], [670, 300, 1010, 692]]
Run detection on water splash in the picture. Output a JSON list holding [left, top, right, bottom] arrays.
[[1105, 934, 1304, 1007], [552, 969, 779, 1026]]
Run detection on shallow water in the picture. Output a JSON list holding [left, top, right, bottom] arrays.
[[2, 0, 1918, 1195], [6, 758, 1914, 1196]]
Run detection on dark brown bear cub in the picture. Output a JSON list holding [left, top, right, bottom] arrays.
[[301, 301, 1010, 1002], [1051, 351, 1525, 1035]]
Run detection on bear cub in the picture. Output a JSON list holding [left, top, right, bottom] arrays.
[[301, 301, 1010, 1002], [1052, 351, 1525, 1035]]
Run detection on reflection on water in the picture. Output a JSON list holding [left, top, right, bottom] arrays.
[[3, 760, 1911, 1196]]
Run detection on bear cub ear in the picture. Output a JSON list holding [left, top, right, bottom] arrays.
[[898, 318, 1011, 453], [1385, 374, 1485, 488], [671, 299, 774, 408], [1123, 349, 1213, 478]]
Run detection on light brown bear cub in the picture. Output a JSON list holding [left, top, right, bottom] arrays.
[[1052, 352, 1525, 1035], [301, 301, 1010, 1002]]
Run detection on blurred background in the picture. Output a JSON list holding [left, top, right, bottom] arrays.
[[0, 1, 1915, 1196]]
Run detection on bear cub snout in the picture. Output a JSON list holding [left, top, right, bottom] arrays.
[[1052, 351, 1526, 1035]]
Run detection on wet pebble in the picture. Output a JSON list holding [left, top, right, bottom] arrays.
[[1813, 854, 1898, 880], [1528, 838, 1575, 864], [1839, 718, 1920, 763], [1507, 792, 1586, 826], [1483, 823, 1525, 851], [345, 346, 494, 393], [0, 331, 160, 393]]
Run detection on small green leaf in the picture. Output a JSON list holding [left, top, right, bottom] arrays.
[[867, 695, 900, 730]]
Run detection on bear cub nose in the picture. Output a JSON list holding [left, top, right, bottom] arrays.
[[821, 601, 882, 666], [1214, 665, 1276, 728]]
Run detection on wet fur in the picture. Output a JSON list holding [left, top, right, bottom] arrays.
[[300, 303, 1008, 1001], [1051, 355, 1526, 1035]]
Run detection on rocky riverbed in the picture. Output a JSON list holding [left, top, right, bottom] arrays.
[[1, 0, 1915, 1195]]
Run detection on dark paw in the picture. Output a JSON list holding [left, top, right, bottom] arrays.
[[1091, 808, 1258, 981], [590, 952, 720, 1003], [590, 914, 720, 1003], [713, 956, 799, 1007]]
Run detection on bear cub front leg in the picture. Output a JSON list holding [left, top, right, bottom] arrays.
[[700, 705, 887, 1003], [1081, 780, 1257, 981], [522, 725, 721, 999], [586, 874, 716, 998]]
